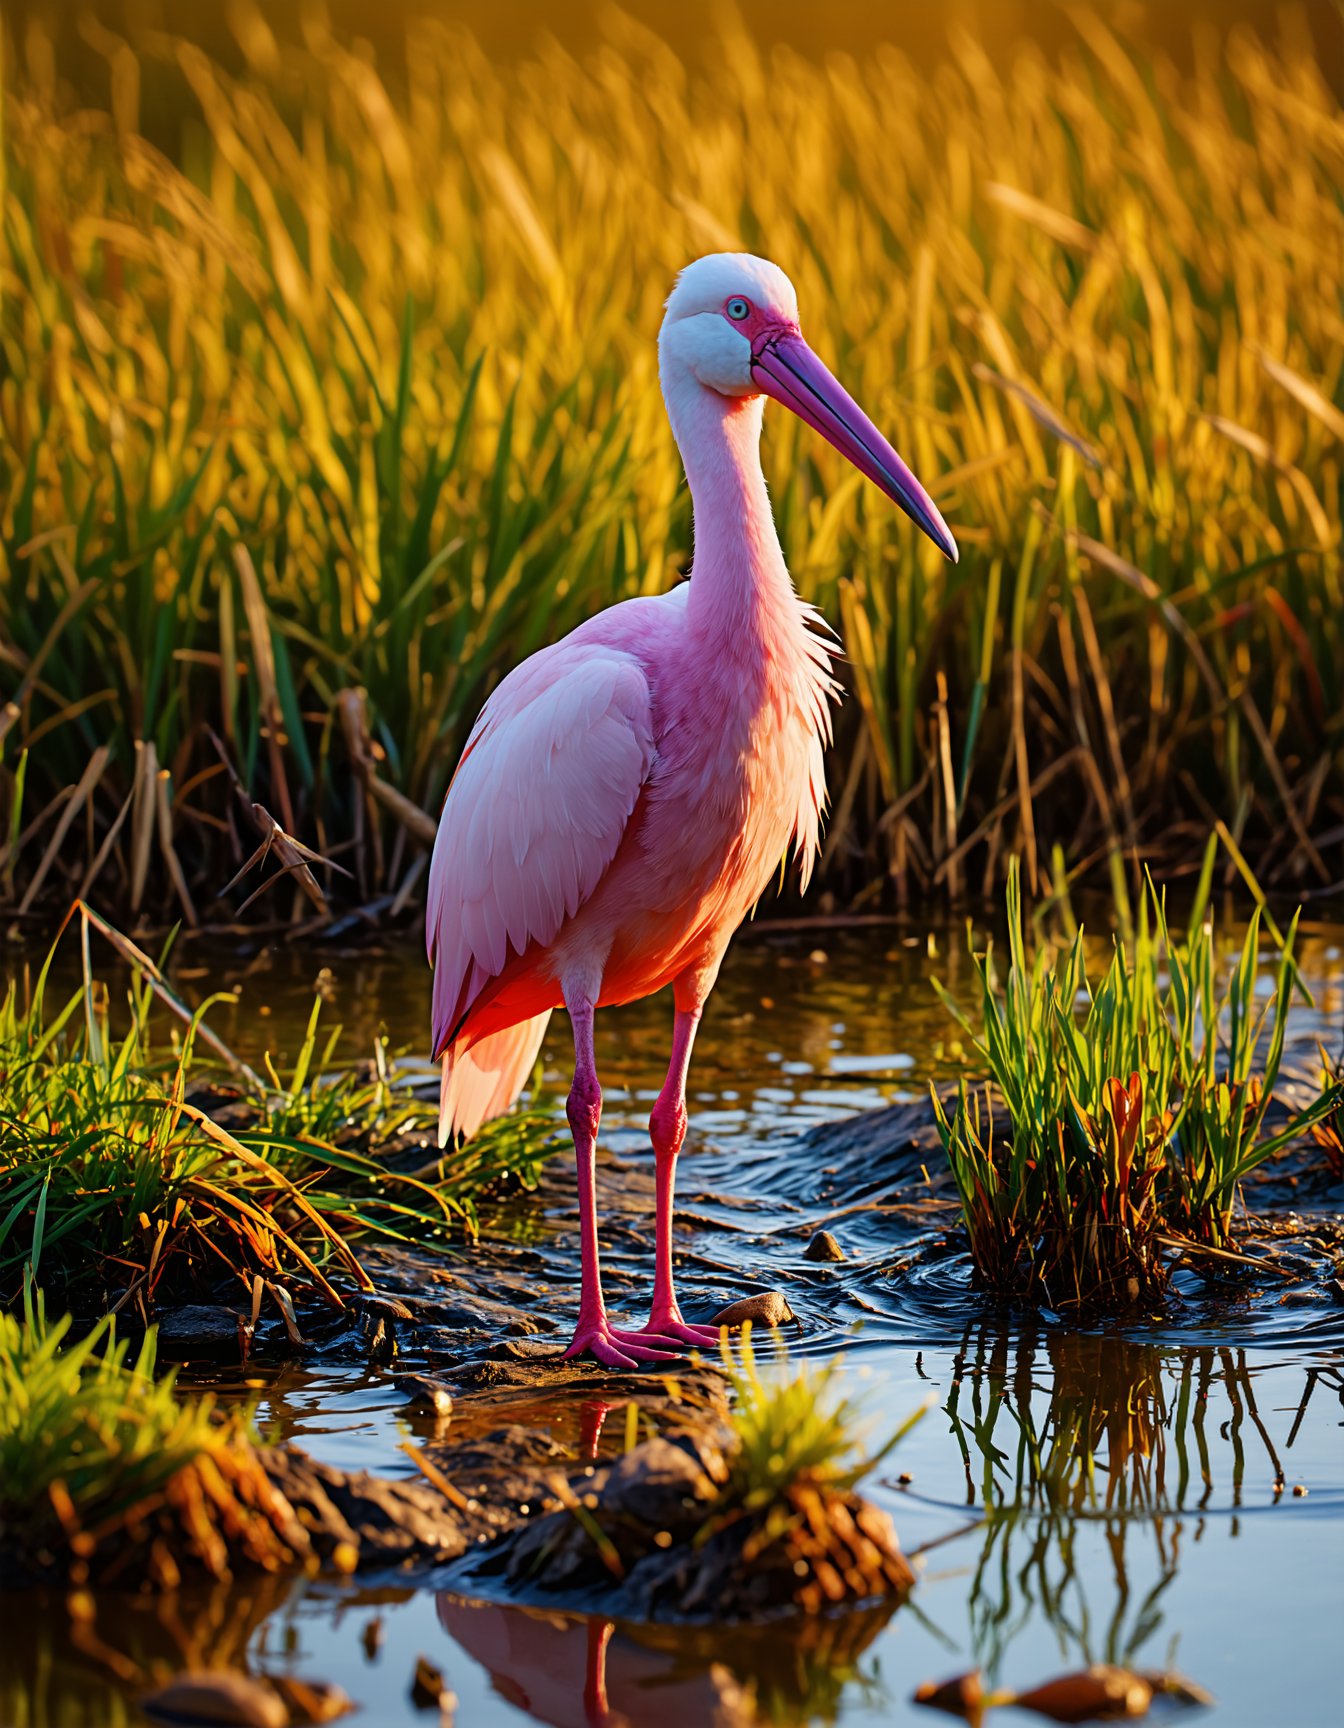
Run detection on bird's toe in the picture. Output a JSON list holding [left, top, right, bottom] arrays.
[[640, 1317, 723, 1349], [606, 1327, 681, 1361], [565, 1323, 676, 1368]]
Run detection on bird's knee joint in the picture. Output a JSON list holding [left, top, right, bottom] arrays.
[[567, 1075, 602, 1141], [649, 1099, 686, 1162]]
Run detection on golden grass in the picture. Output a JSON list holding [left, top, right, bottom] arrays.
[[1, 7, 1342, 917]]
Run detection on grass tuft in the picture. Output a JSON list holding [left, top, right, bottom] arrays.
[[720, 1325, 928, 1508], [705, 1327, 929, 1613], [0, 1278, 300, 1584], [932, 848, 1342, 1309], [0, 914, 556, 1315]]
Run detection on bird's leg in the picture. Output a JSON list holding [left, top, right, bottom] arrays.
[[642, 1004, 720, 1350], [562, 991, 675, 1370]]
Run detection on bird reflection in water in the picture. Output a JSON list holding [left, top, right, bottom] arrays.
[[435, 1593, 897, 1728]]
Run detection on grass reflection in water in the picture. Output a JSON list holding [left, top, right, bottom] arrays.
[[940, 1327, 1340, 1686]]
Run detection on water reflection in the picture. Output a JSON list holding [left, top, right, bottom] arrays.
[[435, 1596, 895, 1728], [0, 1574, 293, 1728], [2, 925, 1341, 1726], [938, 1327, 1343, 1685], [1, 1338, 1339, 1727], [947, 1328, 1344, 1515]]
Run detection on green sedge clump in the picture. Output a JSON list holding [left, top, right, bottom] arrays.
[[933, 846, 1340, 1309]]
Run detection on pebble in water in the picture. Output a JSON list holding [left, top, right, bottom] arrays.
[[710, 1291, 796, 1329]]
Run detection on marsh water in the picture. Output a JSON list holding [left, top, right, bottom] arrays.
[[5, 914, 1344, 1727]]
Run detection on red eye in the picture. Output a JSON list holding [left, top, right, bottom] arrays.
[[726, 297, 751, 320]]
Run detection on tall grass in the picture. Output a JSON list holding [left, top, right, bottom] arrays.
[[1, 10, 1341, 920]]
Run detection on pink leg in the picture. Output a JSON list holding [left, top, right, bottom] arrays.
[[643, 1005, 719, 1350], [584, 1619, 615, 1727], [562, 991, 676, 1369]]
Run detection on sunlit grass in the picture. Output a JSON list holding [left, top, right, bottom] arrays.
[[1, 10, 1341, 916], [0, 1279, 299, 1583], [693, 1326, 928, 1613], [719, 1325, 928, 1509], [0, 910, 556, 1314], [932, 844, 1342, 1307], [1311, 1052, 1344, 1180]]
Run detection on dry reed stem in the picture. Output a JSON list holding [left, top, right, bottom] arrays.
[[16, 745, 109, 914]]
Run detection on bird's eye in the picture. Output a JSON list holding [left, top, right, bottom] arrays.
[[726, 297, 750, 320]]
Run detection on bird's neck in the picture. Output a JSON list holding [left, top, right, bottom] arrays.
[[663, 370, 796, 641]]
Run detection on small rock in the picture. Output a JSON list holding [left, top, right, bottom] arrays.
[[411, 1656, 447, 1711], [596, 1437, 717, 1524], [355, 1293, 416, 1323], [913, 1670, 984, 1717], [267, 1676, 352, 1723], [394, 1375, 454, 1418], [711, 1291, 795, 1330], [1014, 1664, 1153, 1723], [140, 1672, 287, 1728], [1139, 1671, 1215, 1709], [153, 1307, 244, 1356], [803, 1230, 845, 1263]]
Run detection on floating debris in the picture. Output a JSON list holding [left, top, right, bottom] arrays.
[[914, 1662, 1209, 1724], [913, 1670, 985, 1718], [1013, 1665, 1154, 1723], [409, 1655, 450, 1712], [266, 1678, 351, 1723]]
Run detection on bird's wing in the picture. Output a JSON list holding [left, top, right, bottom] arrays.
[[426, 645, 655, 1055]]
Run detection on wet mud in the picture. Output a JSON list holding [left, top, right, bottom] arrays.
[[3, 928, 1341, 1725]]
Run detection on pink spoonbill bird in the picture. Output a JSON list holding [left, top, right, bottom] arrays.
[[427, 253, 957, 1367]]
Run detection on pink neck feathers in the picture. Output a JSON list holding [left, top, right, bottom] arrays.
[[661, 372, 796, 641]]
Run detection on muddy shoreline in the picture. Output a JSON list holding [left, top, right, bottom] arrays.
[[3, 1015, 1342, 1727], [157, 1084, 1344, 1379], [7, 1087, 1340, 1599]]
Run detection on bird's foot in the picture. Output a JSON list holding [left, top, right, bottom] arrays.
[[642, 1313, 722, 1350], [563, 1319, 679, 1370]]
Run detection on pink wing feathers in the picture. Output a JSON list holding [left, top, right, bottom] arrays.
[[426, 645, 656, 1137]]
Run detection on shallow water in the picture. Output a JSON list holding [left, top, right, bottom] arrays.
[[4, 914, 1343, 1726]]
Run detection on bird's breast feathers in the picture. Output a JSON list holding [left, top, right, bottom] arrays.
[[642, 597, 840, 900]]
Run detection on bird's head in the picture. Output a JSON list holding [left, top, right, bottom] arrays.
[[660, 252, 957, 562]]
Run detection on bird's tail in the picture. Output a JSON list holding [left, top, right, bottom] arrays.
[[437, 1012, 551, 1146]]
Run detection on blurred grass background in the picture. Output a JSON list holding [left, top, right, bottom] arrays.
[[2, 0, 1342, 931]]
